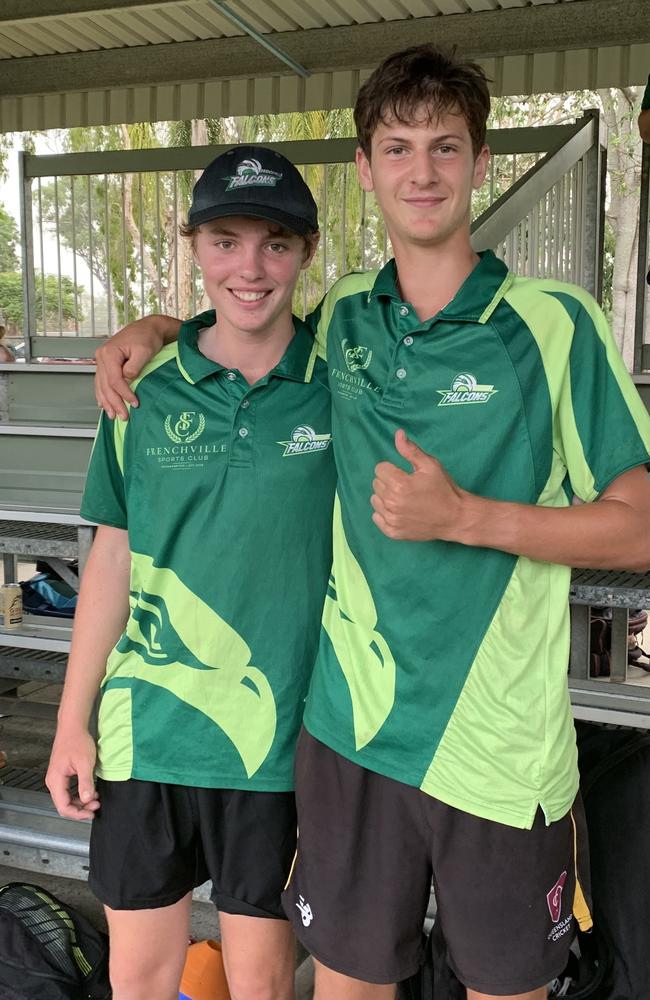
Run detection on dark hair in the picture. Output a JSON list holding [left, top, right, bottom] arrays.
[[354, 45, 490, 158]]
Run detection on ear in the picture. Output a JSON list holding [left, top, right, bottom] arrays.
[[473, 144, 490, 190], [301, 231, 320, 271], [355, 146, 375, 193]]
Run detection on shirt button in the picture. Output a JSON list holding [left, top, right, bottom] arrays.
[[240, 399, 250, 409], [226, 371, 237, 381], [238, 427, 249, 438], [399, 305, 409, 317], [403, 335, 414, 346], [396, 368, 407, 380]]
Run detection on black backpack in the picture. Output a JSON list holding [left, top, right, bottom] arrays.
[[565, 723, 650, 999], [0, 882, 111, 999]]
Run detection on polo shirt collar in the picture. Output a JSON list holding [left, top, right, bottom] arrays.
[[176, 310, 318, 385], [368, 250, 514, 325]]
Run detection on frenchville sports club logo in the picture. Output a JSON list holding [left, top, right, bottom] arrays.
[[225, 158, 283, 190], [342, 339, 372, 373], [546, 870, 567, 923], [164, 411, 206, 444], [436, 372, 498, 406], [277, 425, 331, 457]]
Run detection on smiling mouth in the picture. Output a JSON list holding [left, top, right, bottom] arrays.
[[230, 290, 270, 302], [403, 197, 445, 207]]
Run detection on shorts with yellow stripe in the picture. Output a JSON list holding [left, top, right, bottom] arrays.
[[282, 729, 592, 994]]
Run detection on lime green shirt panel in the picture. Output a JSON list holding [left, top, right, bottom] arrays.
[[81, 318, 336, 790], [421, 556, 579, 828], [504, 278, 650, 503]]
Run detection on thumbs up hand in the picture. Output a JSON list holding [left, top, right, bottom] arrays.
[[371, 429, 466, 541]]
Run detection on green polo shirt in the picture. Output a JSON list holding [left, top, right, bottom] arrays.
[[303, 251, 650, 828], [81, 311, 336, 791]]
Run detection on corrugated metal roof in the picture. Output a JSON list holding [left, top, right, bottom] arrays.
[[1, 0, 648, 132]]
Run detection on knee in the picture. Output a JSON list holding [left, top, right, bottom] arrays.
[[226, 961, 294, 1000], [109, 957, 180, 1000]]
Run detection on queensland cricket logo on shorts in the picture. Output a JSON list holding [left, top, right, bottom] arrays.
[[164, 411, 206, 444], [342, 339, 373, 373], [225, 158, 283, 190], [277, 424, 331, 457], [546, 871, 567, 923], [436, 372, 498, 406]]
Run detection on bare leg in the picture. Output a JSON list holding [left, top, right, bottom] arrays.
[[313, 958, 397, 1000], [219, 911, 296, 1000], [105, 891, 192, 1000]]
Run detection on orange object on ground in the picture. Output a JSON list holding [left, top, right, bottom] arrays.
[[178, 939, 231, 1000]]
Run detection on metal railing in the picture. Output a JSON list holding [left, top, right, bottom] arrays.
[[635, 140, 650, 373], [472, 111, 606, 300], [18, 117, 605, 359]]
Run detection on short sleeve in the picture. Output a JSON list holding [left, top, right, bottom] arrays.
[[556, 292, 650, 501], [80, 411, 128, 528]]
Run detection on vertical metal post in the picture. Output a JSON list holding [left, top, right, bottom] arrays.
[[634, 141, 650, 373], [580, 110, 606, 300], [18, 152, 36, 361]]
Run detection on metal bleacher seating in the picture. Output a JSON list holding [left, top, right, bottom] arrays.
[[0, 362, 97, 878]]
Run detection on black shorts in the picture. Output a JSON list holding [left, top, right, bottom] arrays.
[[89, 778, 296, 918], [282, 729, 592, 994]]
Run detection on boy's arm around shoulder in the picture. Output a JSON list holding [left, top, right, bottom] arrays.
[[46, 525, 131, 820], [95, 313, 182, 420]]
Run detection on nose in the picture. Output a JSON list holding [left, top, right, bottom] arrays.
[[409, 149, 438, 187], [237, 244, 265, 280]]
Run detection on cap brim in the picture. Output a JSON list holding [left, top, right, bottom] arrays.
[[187, 204, 316, 237]]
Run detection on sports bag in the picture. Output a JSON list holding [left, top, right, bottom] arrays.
[[563, 723, 650, 999], [0, 882, 111, 999]]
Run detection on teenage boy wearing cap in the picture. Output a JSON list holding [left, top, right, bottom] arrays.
[[46, 146, 336, 1000]]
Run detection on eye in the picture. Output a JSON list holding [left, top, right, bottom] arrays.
[[437, 144, 457, 155], [214, 239, 234, 250], [267, 242, 289, 254], [386, 145, 407, 156]]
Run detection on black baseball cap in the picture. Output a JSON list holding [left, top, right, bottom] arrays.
[[188, 145, 318, 237]]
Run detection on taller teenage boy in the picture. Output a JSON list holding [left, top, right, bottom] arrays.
[[46, 146, 336, 1000], [95, 45, 650, 1000]]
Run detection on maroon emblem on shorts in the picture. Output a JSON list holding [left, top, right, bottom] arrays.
[[547, 871, 567, 923]]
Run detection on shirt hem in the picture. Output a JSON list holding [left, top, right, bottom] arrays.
[[79, 508, 127, 530], [303, 720, 577, 829], [95, 764, 295, 792]]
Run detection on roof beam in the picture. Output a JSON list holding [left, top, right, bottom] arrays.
[[1, 0, 647, 99]]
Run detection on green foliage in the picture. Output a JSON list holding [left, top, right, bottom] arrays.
[[0, 207, 20, 272], [0, 271, 83, 335]]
